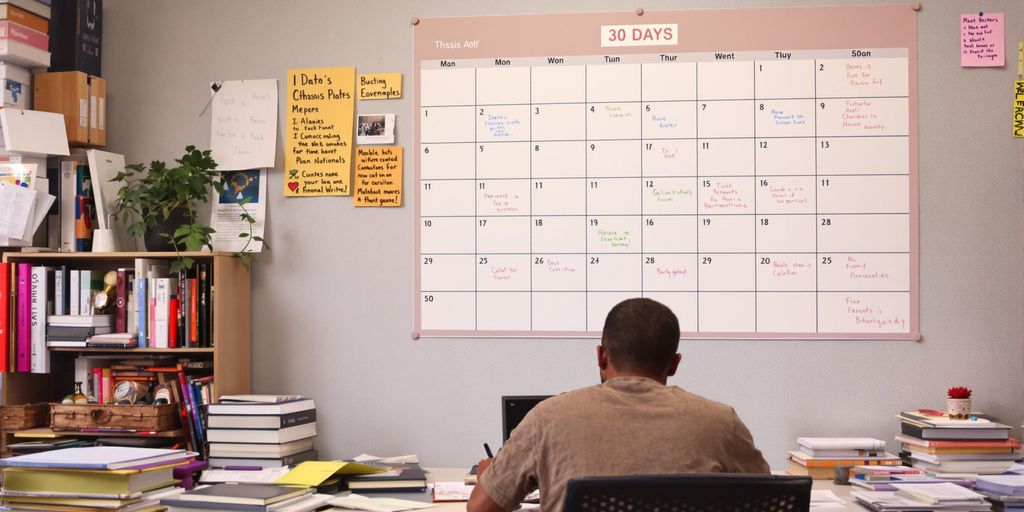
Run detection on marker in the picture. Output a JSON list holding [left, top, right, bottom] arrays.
[[484, 443, 494, 458], [224, 466, 263, 471]]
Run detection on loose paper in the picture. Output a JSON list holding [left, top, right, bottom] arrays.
[[1013, 81, 1024, 137], [961, 12, 1004, 67], [211, 169, 266, 253], [330, 494, 434, 512], [0, 162, 35, 188], [210, 79, 279, 170], [0, 181, 36, 238], [200, 467, 290, 484], [274, 461, 385, 487], [354, 146, 402, 207], [358, 73, 403, 100], [356, 113, 395, 145], [285, 67, 355, 196]]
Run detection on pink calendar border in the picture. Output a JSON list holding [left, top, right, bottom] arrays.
[[412, 5, 919, 340]]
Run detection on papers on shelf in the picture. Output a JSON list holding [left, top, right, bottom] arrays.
[[0, 180, 52, 245]]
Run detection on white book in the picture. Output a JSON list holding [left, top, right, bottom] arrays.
[[78, 269, 93, 315], [206, 423, 317, 444], [0, 62, 30, 86], [52, 267, 63, 315], [891, 482, 987, 505], [152, 277, 175, 348], [58, 159, 78, 252], [29, 266, 51, 373], [796, 437, 885, 451], [0, 39, 49, 69], [68, 269, 79, 314]]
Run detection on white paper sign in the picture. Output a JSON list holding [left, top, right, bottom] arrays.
[[210, 79, 278, 170], [211, 168, 267, 253]]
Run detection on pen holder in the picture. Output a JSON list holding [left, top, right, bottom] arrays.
[[92, 229, 117, 252]]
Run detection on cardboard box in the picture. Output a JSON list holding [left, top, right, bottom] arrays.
[[49, 0, 101, 76], [33, 70, 106, 147]]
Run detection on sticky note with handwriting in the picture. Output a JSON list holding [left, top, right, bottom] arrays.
[[354, 146, 402, 207], [961, 12, 1004, 67], [358, 73, 403, 100], [285, 67, 355, 196]]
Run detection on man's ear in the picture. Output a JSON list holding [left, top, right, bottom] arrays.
[[597, 344, 609, 370], [667, 353, 681, 377]]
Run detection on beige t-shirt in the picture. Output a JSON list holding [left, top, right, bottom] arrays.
[[480, 376, 770, 512]]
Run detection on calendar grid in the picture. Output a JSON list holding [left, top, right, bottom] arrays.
[[752, 60, 758, 331], [814, 58, 819, 332], [474, 68, 478, 330], [694, 62, 700, 331]]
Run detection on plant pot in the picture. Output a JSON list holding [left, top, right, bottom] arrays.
[[946, 398, 971, 420], [144, 208, 193, 252]]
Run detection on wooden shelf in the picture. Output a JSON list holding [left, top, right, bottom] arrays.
[[49, 348, 214, 354], [11, 427, 185, 438], [3, 251, 231, 261]]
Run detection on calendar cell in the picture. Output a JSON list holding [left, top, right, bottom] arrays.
[[533, 141, 586, 178], [755, 176, 815, 214], [587, 102, 642, 140], [642, 140, 697, 177], [697, 61, 754, 100], [697, 139, 754, 176], [532, 103, 587, 141], [755, 254, 816, 291], [476, 216, 531, 253], [756, 292, 816, 332], [421, 106, 475, 143], [698, 215, 754, 253], [421, 142, 475, 179], [476, 67, 531, 105], [587, 140, 640, 177], [477, 254, 531, 291], [588, 292, 640, 331], [533, 292, 587, 331], [531, 65, 586, 103], [420, 292, 476, 331], [477, 179, 530, 216], [642, 63, 697, 101], [816, 58, 909, 98], [643, 254, 697, 292], [588, 254, 641, 291], [753, 137, 815, 176], [588, 215, 641, 253], [421, 254, 475, 291], [532, 216, 586, 253], [818, 175, 909, 214], [696, 253, 755, 291], [817, 292, 910, 333], [754, 60, 815, 99], [588, 178, 642, 215], [421, 179, 475, 216], [642, 102, 696, 139], [699, 177, 755, 214], [642, 292, 697, 332], [698, 292, 755, 332], [477, 142, 530, 179], [642, 216, 697, 253], [754, 99, 815, 138], [420, 217, 475, 254], [478, 292, 532, 331], [532, 179, 586, 216], [697, 100, 755, 138], [587, 64, 641, 101], [477, 105, 531, 142], [818, 253, 909, 292], [817, 97, 909, 137], [421, 68, 475, 106], [816, 136, 908, 175], [817, 214, 909, 253], [755, 215, 816, 253], [642, 177, 697, 215], [532, 254, 586, 291]]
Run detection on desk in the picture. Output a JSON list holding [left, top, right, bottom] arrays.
[[403, 468, 866, 511]]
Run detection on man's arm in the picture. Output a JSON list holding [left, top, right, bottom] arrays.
[[728, 408, 771, 473], [468, 458, 507, 512]]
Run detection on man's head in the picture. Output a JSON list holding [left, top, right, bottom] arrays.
[[598, 298, 681, 383]]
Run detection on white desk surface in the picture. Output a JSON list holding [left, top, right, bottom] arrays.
[[379, 468, 864, 511]]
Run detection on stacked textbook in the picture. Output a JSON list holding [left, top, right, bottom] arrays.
[[206, 395, 318, 469], [161, 483, 332, 512], [852, 482, 992, 511], [850, 465, 976, 491], [897, 410, 1018, 475], [787, 437, 901, 479], [975, 475, 1024, 511], [0, 446, 192, 511]]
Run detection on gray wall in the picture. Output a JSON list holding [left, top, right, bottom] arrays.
[[103, 0, 1024, 468]]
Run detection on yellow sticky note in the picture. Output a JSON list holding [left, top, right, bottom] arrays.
[[358, 73, 403, 100], [275, 461, 385, 487], [354, 146, 403, 207], [1014, 81, 1024, 137], [285, 67, 355, 196]]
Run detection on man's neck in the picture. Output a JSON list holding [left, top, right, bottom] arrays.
[[603, 368, 668, 385]]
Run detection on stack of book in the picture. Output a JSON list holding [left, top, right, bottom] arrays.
[[206, 395, 318, 469], [0, 0, 49, 108], [46, 313, 113, 348], [897, 410, 1018, 475], [160, 483, 331, 512], [850, 465, 978, 491], [852, 482, 992, 511], [345, 462, 429, 493], [975, 475, 1024, 511], [786, 437, 902, 479], [0, 446, 192, 511]]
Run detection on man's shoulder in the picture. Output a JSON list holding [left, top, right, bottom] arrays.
[[531, 381, 737, 419]]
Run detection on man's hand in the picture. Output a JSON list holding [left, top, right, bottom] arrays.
[[468, 457, 506, 512], [477, 457, 493, 475]]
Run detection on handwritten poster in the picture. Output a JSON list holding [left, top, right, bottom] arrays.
[[210, 79, 278, 170], [961, 12, 1004, 67], [354, 146, 402, 207], [285, 67, 355, 196], [358, 73, 403, 100]]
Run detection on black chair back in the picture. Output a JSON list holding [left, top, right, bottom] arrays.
[[563, 473, 812, 512]]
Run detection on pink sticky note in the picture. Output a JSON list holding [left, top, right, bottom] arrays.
[[961, 12, 1005, 67]]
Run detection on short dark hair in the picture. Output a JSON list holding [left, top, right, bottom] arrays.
[[601, 298, 680, 373]]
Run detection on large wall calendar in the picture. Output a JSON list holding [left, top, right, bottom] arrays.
[[413, 6, 919, 339]]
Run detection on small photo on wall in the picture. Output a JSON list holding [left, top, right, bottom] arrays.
[[356, 113, 396, 144]]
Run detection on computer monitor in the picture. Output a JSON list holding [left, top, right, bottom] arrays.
[[502, 395, 553, 443]]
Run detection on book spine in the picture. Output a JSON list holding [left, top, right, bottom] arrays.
[[8, 263, 15, 372], [177, 367, 200, 455], [2, 5, 48, 34], [189, 378, 205, 450], [136, 277, 147, 347], [114, 269, 126, 332], [188, 277, 197, 345], [176, 267, 185, 348], [52, 265, 63, 315], [101, 367, 111, 404], [92, 367, 101, 402], [68, 269, 79, 314], [0, 262, 7, 373], [78, 269, 90, 316], [59, 161, 75, 252], [168, 297, 178, 348], [153, 278, 168, 348], [15, 263, 30, 372], [29, 266, 48, 373], [126, 274, 135, 335], [0, 21, 47, 51], [198, 264, 208, 347]]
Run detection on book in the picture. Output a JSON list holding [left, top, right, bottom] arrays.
[[912, 458, 1016, 474], [86, 332, 137, 348], [895, 433, 1020, 451], [198, 263, 209, 346], [900, 421, 1010, 440], [0, 36, 47, 67], [207, 438, 315, 458], [15, 262, 30, 372], [0, 19, 46, 50], [788, 450, 901, 468], [207, 409, 316, 429], [206, 422, 317, 444], [891, 482, 988, 505], [29, 265, 51, 373], [797, 437, 886, 451], [2, 466, 176, 495], [152, 277, 175, 348], [48, 0, 101, 76], [208, 397, 314, 416], [175, 483, 307, 506], [74, 164, 96, 252], [79, 268, 100, 315], [0, 446, 190, 470], [115, 268, 132, 332], [0, 4, 47, 33], [0, 0, 49, 19], [220, 394, 304, 403], [346, 463, 428, 492], [47, 314, 112, 326], [0, 261, 8, 372], [977, 475, 1024, 497], [207, 449, 319, 470], [68, 269, 79, 314]]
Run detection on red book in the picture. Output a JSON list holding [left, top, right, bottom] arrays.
[[114, 269, 127, 333], [168, 298, 178, 348], [188, 278, 198, 345], [0, 20, 47, 51], [0, 262, 9, 373]]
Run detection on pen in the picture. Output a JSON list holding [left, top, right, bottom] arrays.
[[484, 442, 494, 458], [224, 466, 263, 471]]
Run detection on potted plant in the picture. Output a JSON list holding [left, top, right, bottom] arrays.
[[112, 145, 263, 272], [946, 386, 972, 420]]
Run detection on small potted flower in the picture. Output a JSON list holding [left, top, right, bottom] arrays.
[[946, 386, 972, 420]]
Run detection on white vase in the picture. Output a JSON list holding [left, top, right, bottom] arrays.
[[947, 398, 971, 419]]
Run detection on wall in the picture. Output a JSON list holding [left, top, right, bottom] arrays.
[[102, 0, 1024, 468]]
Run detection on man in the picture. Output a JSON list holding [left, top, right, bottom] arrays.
[[468, 298, 770, 512]]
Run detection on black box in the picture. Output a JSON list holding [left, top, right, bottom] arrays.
[[48, 0, 101, 76]]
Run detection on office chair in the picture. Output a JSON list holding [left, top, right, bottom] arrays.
[[563, 473, 813, 512]]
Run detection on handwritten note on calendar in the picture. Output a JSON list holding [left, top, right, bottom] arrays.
[[210, 79, 278, 170]]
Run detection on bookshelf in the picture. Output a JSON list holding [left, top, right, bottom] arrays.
[[0, 251, 251, 454]]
